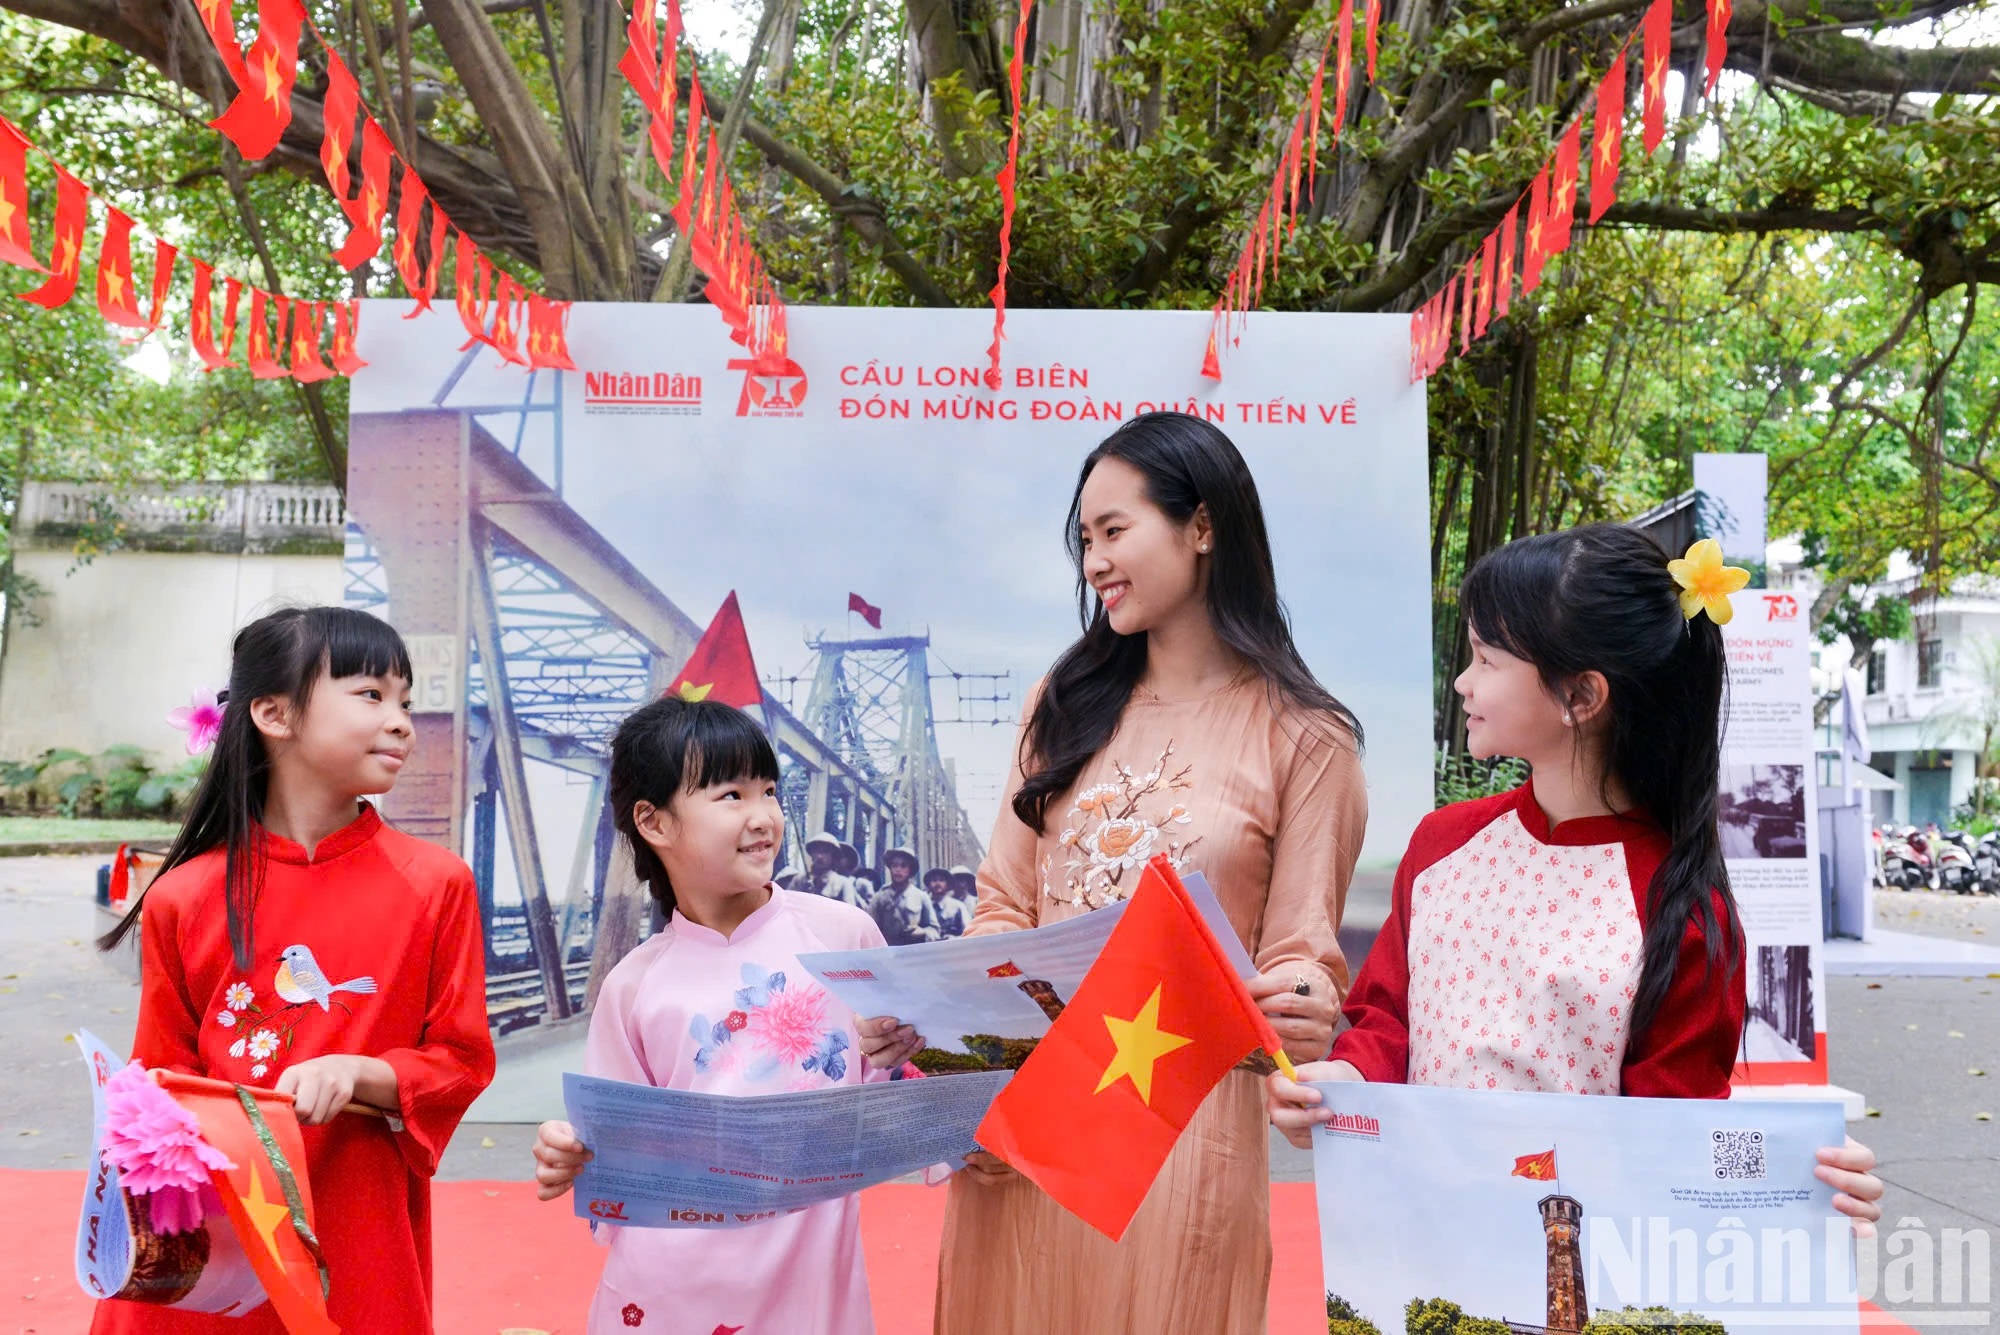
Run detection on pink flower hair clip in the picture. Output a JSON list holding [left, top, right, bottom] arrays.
[[167, 688, 228, 755]]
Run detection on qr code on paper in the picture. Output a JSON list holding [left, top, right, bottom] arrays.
[[1711, 1129, 1766, 1180]]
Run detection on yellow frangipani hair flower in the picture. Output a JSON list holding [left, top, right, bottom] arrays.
[[1667, 538, 1751, 625]]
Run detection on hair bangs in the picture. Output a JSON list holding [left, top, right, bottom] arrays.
[[318, 607, 415, 684], [679, 705, 780, 793]]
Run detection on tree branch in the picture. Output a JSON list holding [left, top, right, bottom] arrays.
[[1112, 0, 1321, 299], [733, 114, 956, 307]]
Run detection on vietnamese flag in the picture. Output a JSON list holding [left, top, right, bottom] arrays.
[[1494, 200, 1518, 320], [1520, 167, 1551, 296], [1705, 0, 1732, 95], [96, 209, 177, 335], [319, 52, 359, 200], [0, 115, 41, 272], [1589, 52, 1626, 226], [289, 300, 334, 383], [668, 591, 763, 709], [526, 294, 577, 370], [18, 165, 87, 309], [1549, 118, 1583, 256], [158, 1071, 338, 1335], [189, 260, 242, 371], [975, 856, 1285, 1240], [1642, 0, 1672, 153], [848, 592, 883, 629], [244, 288, 289, 379], [209, 0, 307, 161], [330, 297, 368, 376], [1512, 1148, 1557, 1181], [331, 117, 394, 271]]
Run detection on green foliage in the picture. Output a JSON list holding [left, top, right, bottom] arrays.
[[1325, 1293, 1381, 1334], [1584, 1305, 1728, 1333], [1404, 1297, 1468, 1335], [1435, 751, 1529, 808], [0, 745, 205, 818]]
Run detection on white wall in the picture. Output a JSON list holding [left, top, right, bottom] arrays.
[[0, 549, 343, 766]]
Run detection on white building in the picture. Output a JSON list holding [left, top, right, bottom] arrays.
[[1787, 546, 2000, 830]]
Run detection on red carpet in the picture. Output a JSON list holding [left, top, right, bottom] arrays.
[[0, 1170, 1912, 1334], [3, 1170, 1321, 1334]]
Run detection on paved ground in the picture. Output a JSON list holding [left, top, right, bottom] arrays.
[[1873, 882, 2000, 943], [6, 852, 1993, 1325]]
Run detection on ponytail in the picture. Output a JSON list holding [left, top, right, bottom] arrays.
[[97, 607, 412, 970], [1460, 522, 1742, 1042]]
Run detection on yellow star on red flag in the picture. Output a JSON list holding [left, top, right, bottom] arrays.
[[1094, 984, 1193, 1104]]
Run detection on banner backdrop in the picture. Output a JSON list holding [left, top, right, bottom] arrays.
[[344, 303, 1430, 1041]]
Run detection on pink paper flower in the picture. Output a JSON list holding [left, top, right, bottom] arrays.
[[745, 983, 830, 1065], [101, 1062, 233, 1235], [167, 690, 226, 756]]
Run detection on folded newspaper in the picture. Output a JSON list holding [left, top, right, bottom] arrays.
[[796, 872, 1254, 1074]]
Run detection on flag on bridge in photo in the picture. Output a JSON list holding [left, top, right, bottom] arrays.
[[848, 592, 883, 629], [667, 591, 763, 710], [974, 856, 1289, 1240]]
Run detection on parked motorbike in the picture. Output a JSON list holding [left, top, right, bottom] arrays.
[[1974, 831, 2000, 896], [1936, 829, 1979, 894], [1880, 825, 1933, 891]]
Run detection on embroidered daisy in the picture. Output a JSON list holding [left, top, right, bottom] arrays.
[[225, 983, 255, 1012], [247, 1030, 279, 1061], [215, 1010, 237, 1028]]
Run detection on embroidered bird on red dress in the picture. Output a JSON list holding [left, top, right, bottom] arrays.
[[275, 943, 378, 1010]]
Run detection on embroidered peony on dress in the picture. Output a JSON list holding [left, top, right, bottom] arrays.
[[582, 888, 905, 1335], [935, 675, 1368, 1335]]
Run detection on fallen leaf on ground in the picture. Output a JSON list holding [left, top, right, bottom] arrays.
[[480, 1136, 496, 1148], [1970, 1068, 1986, 1077], [1978, 1112, 1993, 1122], [17, 1128, 39, 1136], [1864, 1108, 1882, 1117], [1906, 1023, 1920, 1030], [1950, 1030, 1966, 1038]]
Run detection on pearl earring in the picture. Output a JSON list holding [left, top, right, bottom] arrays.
[[1199, 543, 1210, 552], [1562, 711, 1574, 727]]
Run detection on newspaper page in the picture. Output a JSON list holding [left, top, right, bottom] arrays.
[[564, 1068, 1010, 1228], [795, 873, 1254, 1073]]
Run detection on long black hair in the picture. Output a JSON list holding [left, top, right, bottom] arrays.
[[1459, 521, 1742, 1039], [98, 607, 413, 969], [608, 697, 781, 919], [1012, 411, 1362, 833]]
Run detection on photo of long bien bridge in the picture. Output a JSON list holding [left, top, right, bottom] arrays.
[[342, 360, 993, 1046]]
